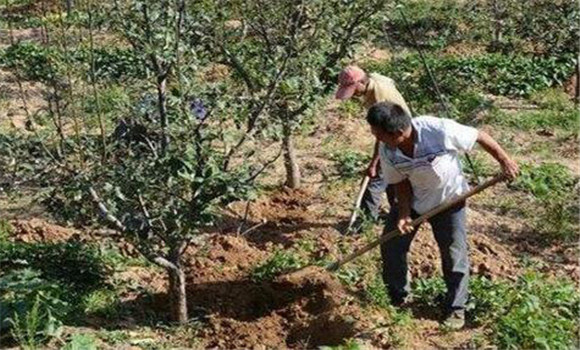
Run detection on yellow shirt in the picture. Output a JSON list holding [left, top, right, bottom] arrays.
[[363, 73, 411, 116]]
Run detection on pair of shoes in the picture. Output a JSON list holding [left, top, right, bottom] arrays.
[[443, 309, 465, 330]]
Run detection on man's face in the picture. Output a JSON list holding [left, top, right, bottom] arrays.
[[370, 125, 408, 148], [352, 81, 367, 97]]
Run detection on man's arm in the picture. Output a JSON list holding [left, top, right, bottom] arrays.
[[476, 130, 519, 179], [394, 179, 414, 233]]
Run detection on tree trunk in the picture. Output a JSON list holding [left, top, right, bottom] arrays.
[[575, 54, 579, 104], [167, 266, 188, 324], [282, 119, 301, 189]]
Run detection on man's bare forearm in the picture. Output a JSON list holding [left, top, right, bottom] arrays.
[[477, 131, 509, 163], [371, 139, 380, 167], [476, 130, 519, 179]]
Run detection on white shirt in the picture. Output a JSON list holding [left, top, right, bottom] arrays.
[[379, 116, 479, 214]]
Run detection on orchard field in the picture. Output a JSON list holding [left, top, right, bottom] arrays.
[[0, 0, 579, 349]]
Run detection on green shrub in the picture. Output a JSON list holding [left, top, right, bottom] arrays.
[[365, 53, 575, 115], [509, 163, 578, 241], [0, 42, 147, 83], [470, 273, 579, 349], [0, 42, 59, 81], [0, 241, 109, 293], [0, 269, 67, 347], [411, 277, 446, 307], [82, 289, 120, 318], [250, 250, 305, 282], [383, 0, 579, 55], [511, 163, 575, 199]]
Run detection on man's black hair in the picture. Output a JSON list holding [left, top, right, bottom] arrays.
[[366, 102, 411, 132]]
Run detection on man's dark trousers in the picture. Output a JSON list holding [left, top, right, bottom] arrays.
[[360, 170, 396, 221], [380, 203, 469, 311]]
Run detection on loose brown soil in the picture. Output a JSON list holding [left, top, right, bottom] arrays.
[[8, 218, 78, 242]]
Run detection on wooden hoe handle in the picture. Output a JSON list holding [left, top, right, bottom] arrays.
[[326, 174, 506, 272]]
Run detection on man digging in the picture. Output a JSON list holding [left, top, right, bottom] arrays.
[[335, 65, 412, 230], [365, 101, 519, 329]]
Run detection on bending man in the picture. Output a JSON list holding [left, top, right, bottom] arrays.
[[336, 65, 411, 227], [366, 102, 518, 329]]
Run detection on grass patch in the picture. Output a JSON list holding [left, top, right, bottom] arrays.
[[486, 108, 579, 131]]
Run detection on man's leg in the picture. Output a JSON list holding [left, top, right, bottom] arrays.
[[360, 175, 387, 221], [380, 208, 419, 304], [428, 203, 469, 311]]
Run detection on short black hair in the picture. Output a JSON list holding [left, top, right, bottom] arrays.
[[366, 102, 411, 132]]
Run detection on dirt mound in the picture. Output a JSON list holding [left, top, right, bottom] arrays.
[[8, 219, 77, 243], [185, 235, 366, 349], [251, 187, 316, 221], [187, 235, 268, 282]]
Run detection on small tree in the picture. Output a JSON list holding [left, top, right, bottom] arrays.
[[216, 0, 389, 188], [7, 0, 279, 324]]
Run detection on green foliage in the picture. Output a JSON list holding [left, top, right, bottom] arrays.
[[411, 277, 446, 307], [0, 42, 59, 81], [331, 150, 370, 179], [336, 99, 364, 119], [251, 250, 305, 282], [470, 273, 580, 349], [0, 219, 12, 243], [530, 89, 575, 111], [511, 162, 575, 199], [0, 240, 112, 347], [364, 275, 390, 309], [365, 53, 575, 115], [0, 269, 66, 346], [510, 162, 578, 241], [384, 0, 470, 50], [76, 46, 148, 81], [62, 333, 99, 350], [384, 0, 579, 55], [0, 241, 109, 293], [0, 42, 146, 83], [82, 289, 120, 318], [460, 153, 496, 179], [336, 266, 363, 287]]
